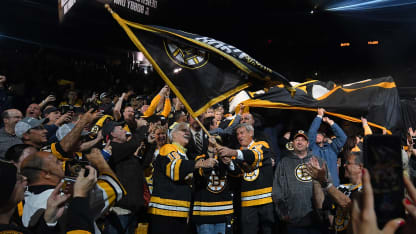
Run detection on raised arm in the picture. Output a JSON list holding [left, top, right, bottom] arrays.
[[308, 108, 325, 149]]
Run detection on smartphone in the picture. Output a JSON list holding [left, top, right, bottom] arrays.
[[61, 177, 76, 195], [65, 160, 90, 178], [363, 135, 405, 229]]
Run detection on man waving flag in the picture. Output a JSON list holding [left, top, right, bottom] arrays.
[[105, 5, 293, 117]]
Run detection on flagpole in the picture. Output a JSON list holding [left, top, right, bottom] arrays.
[[194, 116, 211, 138]]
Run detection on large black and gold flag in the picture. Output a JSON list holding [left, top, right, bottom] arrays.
[[242, 76, 402, 134], [106, 5, 292, 117]]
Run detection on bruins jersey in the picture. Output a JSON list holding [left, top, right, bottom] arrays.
[[148, 143, 196, 218], [41, 142, 84, 174], [192, 155, 234, 224], [332, 183, 362, 233], [238, 141, 274, 207]]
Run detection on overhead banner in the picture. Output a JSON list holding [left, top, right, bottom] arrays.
[[243, 76, 402, 135], [106, 5, 293, 117]]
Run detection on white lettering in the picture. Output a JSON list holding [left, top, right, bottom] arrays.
[[113, 0, 126, 7], [140, 0, 157, 8], [127, 0, 144, 13]]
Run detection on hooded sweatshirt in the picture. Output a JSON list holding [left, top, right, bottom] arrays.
[[272, 151, 328, 227]]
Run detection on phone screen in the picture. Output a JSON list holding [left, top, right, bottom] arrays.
[[65, 160, 90, 178], [364, 135, 405, 229]]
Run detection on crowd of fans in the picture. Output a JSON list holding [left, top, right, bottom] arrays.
[[1, 66, 416, 234]]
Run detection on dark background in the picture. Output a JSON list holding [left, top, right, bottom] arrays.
[[1, 0, 415, 98]]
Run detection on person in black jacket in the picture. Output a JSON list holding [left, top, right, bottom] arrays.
[[103, 121, 155, 234]]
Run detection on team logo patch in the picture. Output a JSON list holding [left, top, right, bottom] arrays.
[[243, 168, 259, 182], [207, 171, 225, 193], [295, 164, 312, 182], [335, 207, 349, 231], [164, 40, 209, 69]]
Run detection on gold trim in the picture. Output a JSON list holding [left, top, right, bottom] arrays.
[[317, 82, 396, 101], [148, 207, 188, 218], [163, 40, 210, 70], [242, 99, 392, 134], [109, 11, 251, 118], [194, 201, 233, 206], [150, 196, 191, 207], [192, 210, 234, 216], [241, 197, 273, 207], [241, 187, 272, 197]]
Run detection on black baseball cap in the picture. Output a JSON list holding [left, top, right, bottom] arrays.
[[102, 121, 125, 140]]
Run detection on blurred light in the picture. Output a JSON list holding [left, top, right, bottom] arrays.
[[310, 10, 315, 14], [368, 40, 379, 45], [326, 0, 416, 11], [173, 68, 182, 73], [340, 42, 350, 47], [144, 67, 148, 75]]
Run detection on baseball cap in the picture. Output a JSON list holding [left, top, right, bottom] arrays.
[[43, 106, 59, 116], [56, 123, 90, 141], [102, 121, 125, 140], [135, 95, 146, 100], [100, 92, 110, 100], [294, 130, 308, 141], [0, 160, 18, 207], [15, 117, 48, 139]]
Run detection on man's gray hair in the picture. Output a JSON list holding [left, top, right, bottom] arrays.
[[236, 123, 254, 135], [169, 122, 189, 142]]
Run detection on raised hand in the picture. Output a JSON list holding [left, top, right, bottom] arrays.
[[351, 168, 405, 234], [306, 157, 327, 183], [44, 182, 71, 224], [317, 108, 325, 117], [73, 166, 97, 198]]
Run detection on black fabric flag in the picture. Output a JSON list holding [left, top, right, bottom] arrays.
[[243, 76, 402, 135], [401, 100, 416, 130], [106, 6, 292, 117]]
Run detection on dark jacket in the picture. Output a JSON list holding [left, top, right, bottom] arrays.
[[109, 133, 155, 213]]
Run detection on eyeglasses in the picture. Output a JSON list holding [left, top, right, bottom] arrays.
[[344, 161, 359, 166]]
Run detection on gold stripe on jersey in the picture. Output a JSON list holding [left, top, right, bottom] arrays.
[[193, 209, 234, 216], [17, 201, 23, 217], [194, 200, 232, 206], [241, 187, 272, 207], [51, 143, 66, 161], [241, 187, 272, 197], [148, 207, 189, 218], [166, 158, 182, 181], [241, 197, 273, 207], [150, 196, 191, 207], [67, 231, 91, 234], [97, 180, 116, 206], [101, 173, 127, 196], [247, 141, 269, 168]]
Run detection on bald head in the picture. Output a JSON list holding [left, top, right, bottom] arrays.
[[21, 151, 64, 186], [1, 109, 23, 134]]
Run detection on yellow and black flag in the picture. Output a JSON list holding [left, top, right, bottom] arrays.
[[243, 76, 403, 135], [105, 5, 292, 117]]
